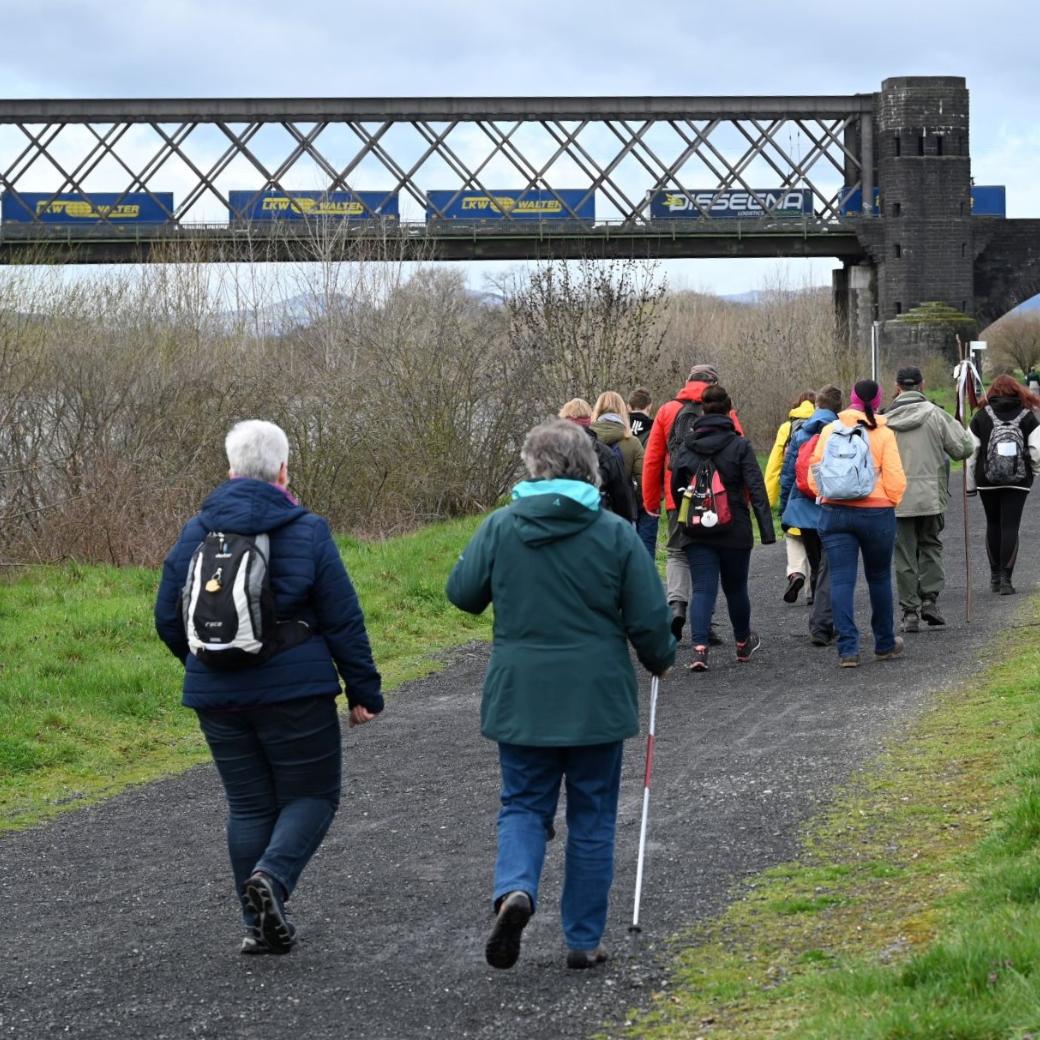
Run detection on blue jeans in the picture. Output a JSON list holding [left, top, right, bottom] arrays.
[[683, 543, 752, 646], [196, 694, 342, 926], [636, 508, 659, 560], [494, 741, 623, 951], [818, 505, 897, 657]]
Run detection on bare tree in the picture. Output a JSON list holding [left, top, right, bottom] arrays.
[[504, 257, 667, 408], [987, 313, 1040, 375]]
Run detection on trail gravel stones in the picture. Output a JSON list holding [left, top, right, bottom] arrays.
[[1, 495, 1033, 1040]]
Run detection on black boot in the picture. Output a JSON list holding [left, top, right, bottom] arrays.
[[1000, 571, 1016, 596], [669, 603, 686, 640], [990, 570, 1001, 593]]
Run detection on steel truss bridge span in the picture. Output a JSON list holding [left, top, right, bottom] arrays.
[[0, 95, 875, 264]]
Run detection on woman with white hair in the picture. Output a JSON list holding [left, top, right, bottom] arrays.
[[447, 418, 674, 971], [155, 419, 382, 955]]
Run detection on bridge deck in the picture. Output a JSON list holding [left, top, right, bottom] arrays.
[[0, 220, 865, 263]]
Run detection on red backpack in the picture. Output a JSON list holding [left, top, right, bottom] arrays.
[[676, 458, 733, 531], [795, 433, 821, 498]]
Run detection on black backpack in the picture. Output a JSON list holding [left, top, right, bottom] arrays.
[[591, 438, 637, 521], [181, 531, 309, 670], [667, 399, 705, 473]]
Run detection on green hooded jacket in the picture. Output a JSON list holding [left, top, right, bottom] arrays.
[[446, 479, 675, 747], [885, 391, 974, 517], [590, 417, 644, 492]]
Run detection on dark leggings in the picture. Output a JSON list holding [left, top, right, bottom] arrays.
[[979, 488, 1028, 576]]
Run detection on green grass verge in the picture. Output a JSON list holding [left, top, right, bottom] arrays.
[[620, 598, 1040, 1039], [0, 515, 491, 832]]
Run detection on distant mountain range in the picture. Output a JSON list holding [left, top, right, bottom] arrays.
[[217, 286, 1040, 334]]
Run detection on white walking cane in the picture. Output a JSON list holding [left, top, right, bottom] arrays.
[[629, 674, 660, 936]]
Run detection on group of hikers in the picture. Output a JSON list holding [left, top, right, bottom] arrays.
[[153, 360, 1040, 972]]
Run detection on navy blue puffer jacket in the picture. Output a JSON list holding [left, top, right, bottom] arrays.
[[154, 478, 382, 713]]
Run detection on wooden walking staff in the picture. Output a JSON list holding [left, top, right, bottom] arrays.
[[955, 335, 981, 623]]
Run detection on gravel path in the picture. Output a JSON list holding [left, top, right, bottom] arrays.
[[2, 493, 1035, 1040]]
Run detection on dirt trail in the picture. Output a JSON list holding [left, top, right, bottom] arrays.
[[1, 493, 1033, 1040]]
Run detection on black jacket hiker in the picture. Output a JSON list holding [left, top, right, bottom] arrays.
[[670, 413, 775, 550]]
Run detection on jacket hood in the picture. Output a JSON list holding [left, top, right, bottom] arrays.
[[676, 380, 711, 404], [510, 479, 601, 546], [803, 408, 839, 434], [198, 478, 309, 535], [590, 417, 627, 445], [838, 407, 888, 429], [689, 413, 738, 455], [884, 391, 934, 431], [789, 399, 816, 421], [986, 395, 1031, 420]]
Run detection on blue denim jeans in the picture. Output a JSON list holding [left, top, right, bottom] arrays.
[[683, 543, 752, 646], [818, 505, 897, 657], [636, 508, 659, 560], [494, 741, 624, 951], [196, 694, 342, 926]]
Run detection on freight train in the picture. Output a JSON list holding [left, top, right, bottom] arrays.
[[0, 185, 1007, 227]]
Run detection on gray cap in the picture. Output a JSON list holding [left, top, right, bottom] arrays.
[[896, 365, 924, 387], [688, 363, 719, 383]]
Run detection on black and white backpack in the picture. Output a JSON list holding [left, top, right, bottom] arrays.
[[984, 406, 1028, 484], [181, 531, 307, 669]]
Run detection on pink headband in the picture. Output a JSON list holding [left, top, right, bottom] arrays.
[[851, 387, 882, 412]]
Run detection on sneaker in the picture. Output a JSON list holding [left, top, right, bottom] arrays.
[[566, 947, 609, 970], [688, 645, 709, 671], [240, 926, 269, 955], [708, 624, 723, 647], [735, 631, 761, 663], [669, 603, 686, 641], [839, 655, 860, 668], [811, 630, 835, 647], [875, 637, 905, 661], [485, 891, 532, 970], [243, 872, 296, 954], [1000, 575, 1016, 596], [901, 611, 920, 633], [783, 572, 806, 604], [920, 602, 945, 626]]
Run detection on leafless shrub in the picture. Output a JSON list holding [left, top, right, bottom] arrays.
[[0, 243, 848, 566], [986, 313, 1040, 375]]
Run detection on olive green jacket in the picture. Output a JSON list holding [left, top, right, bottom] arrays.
[[591, 418, 644, 492], [446, 479, 675, 746]]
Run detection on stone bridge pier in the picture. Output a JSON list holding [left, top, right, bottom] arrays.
[[834, 76, 1040, 376]]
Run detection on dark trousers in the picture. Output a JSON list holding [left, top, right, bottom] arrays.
[[196, 694, 342, 926], [684, 543, 752, 646], [801, 528, 834, 639], [635, 508, 659, 560], [979, 488, 1028, 577], [494, 742, 623, 951], [818, 505, 897, 658]]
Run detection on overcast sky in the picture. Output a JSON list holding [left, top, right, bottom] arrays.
[[1, 0, 1035, 296]]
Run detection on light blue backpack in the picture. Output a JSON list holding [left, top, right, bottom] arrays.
[[813, 421, 876, 500]]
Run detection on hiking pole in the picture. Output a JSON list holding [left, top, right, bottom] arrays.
[[629, 674, 660, 937], [956, 336, 973, 624]]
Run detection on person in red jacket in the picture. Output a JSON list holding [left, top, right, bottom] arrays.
[[642, 365, 743, 639]]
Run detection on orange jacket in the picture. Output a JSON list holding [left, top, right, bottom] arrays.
[[808, 409, 907, 508], [642, 381, 744, 513]]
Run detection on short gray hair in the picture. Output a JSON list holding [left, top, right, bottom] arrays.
[[225, 420, 289, 481], [521, 419, 601, 487]]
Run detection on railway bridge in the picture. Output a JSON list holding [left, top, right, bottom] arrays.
[[1, 76, 1038, 356]]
